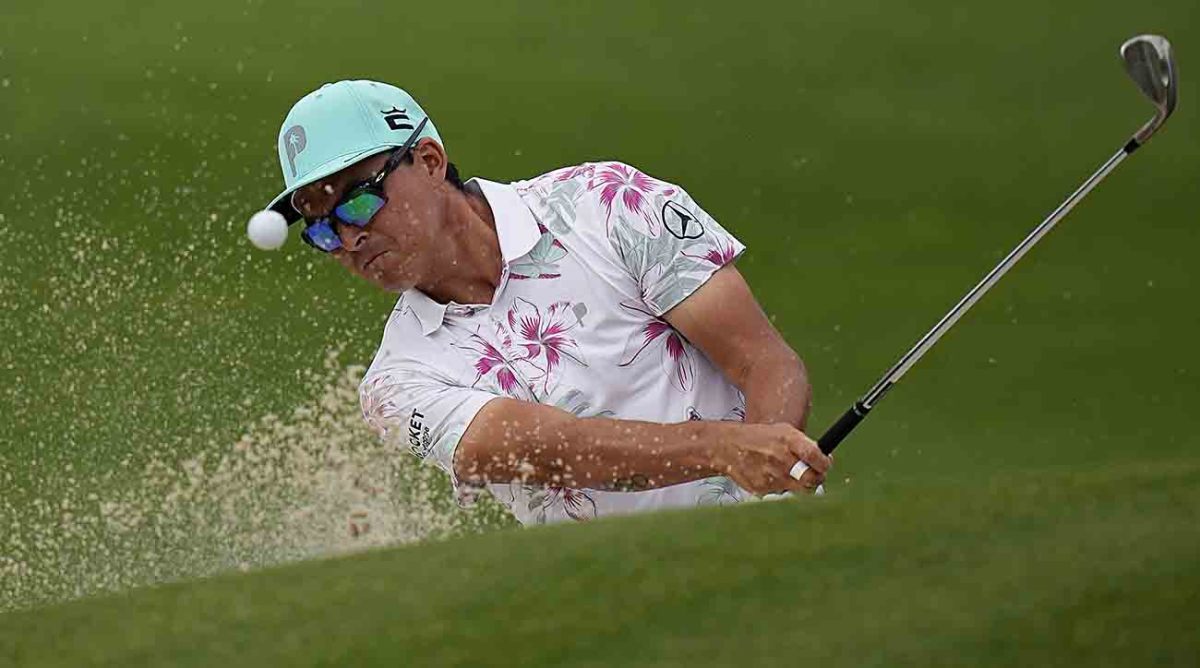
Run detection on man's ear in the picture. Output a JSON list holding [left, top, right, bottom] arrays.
[[411, 138, 447, 182]]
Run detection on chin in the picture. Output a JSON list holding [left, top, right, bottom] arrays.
[[365, 271, 411, 294], [357, 254, 416, 293]]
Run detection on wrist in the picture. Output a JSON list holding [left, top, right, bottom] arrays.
[[680, 420, 745, 478]]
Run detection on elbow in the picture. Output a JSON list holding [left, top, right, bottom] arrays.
[[778, 352, 812, 407], [451, 437, 481, 483], [790, 352, 812, 394], [741, 348, 812, 428], [748, 347, 809, 393]]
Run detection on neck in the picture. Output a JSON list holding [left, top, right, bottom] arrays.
[[416, 181, 503, 305]]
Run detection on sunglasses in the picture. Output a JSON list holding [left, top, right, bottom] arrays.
[[295, 117, 428, 252]]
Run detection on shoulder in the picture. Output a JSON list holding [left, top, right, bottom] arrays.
[[513, 160, 679, 192], [512, 161, 683, 230]]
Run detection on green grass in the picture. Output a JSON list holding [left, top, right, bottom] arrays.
[[2, 0, 1199, 660], [4, 460, 1198, 666]]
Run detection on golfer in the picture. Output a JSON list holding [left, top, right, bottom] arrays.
[[264, 81, 831, 524]]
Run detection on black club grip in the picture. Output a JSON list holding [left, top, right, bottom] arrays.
[[817, 403, 868, 455]]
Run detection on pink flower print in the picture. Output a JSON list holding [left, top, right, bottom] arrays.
[[588, 163, 675, 236], [506, 298, 586, 391], [360, 375, 405, 439], [552, 163, 595, 183], [457, 321, 533, 400], [557, 487, 597, 521], [617, 300, 695, 392], [528, 485, 598, 522], [473, 340, 521, 395], [684, 240, 738, 267]]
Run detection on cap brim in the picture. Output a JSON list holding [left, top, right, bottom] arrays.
[[264, 146, 397, 223]]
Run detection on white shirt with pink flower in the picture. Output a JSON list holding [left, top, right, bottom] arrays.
[[360, 162, 754, 525]]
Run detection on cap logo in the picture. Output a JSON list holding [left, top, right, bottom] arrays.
[[381, 107, 414, 131], [283, 125, 308, 177]]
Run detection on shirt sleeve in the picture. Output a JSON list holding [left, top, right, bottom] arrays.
[[602, 162, 746, 316], [359, 363, 499, 500]]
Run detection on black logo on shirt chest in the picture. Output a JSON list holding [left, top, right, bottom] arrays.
[[662, 201, 704, 240]]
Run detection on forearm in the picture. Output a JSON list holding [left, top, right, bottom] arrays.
[[741, 351, 812, 430], [454, 399, 743, 491]]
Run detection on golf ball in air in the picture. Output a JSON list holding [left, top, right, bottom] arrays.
[[246, 210, 288, 250]]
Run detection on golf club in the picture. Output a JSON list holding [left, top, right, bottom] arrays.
[[790, 34, 1179, 483]]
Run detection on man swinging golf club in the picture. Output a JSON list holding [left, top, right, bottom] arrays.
[[261, 81, 830, 524]]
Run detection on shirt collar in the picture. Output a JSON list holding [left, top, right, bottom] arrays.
[[474, 177, 542, 265], [401, 289, 449, 336], [398, 177, 541, 336]]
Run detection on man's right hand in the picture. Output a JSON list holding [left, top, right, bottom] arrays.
[[711, 423, 832, 496]]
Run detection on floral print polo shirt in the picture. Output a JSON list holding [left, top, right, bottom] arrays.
[[360, 161, 756, 525]]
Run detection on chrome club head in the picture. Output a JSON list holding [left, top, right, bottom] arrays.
[[1121, 34, 1178, 145]]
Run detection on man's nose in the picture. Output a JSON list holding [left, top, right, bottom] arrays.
[[337, 222, 369, 251]]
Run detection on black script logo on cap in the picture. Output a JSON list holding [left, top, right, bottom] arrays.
[[381, 107, 414, 131], [663, 200, 704, 240], [283, 125, 307, 178]]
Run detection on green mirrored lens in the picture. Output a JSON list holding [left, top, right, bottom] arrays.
[[334, 192, 386, 226]]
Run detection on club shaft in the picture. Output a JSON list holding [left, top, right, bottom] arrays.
[[818, 141, 1134, 455]]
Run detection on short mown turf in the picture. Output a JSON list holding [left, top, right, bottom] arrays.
[[4, 461, 1197, 666]]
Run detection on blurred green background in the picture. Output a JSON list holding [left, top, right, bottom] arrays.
[[1, 0, 1197, 612]]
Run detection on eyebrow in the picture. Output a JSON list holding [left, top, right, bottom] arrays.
[[296, 151, 391, 218], [298, 168, 360, 216]]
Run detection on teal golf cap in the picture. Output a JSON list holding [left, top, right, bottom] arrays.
[[265, 80, 443, 222]]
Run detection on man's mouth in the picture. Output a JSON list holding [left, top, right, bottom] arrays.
[[363, 250, 388, 271]]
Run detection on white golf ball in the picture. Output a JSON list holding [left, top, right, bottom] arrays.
[[246, 210, 288, 250]]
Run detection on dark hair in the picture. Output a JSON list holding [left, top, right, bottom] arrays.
[[445, 162, 464, 190], [399, 152, 464, 191]]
